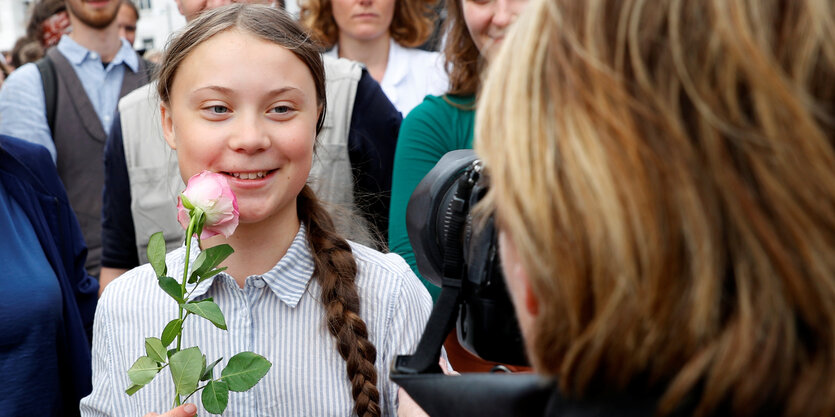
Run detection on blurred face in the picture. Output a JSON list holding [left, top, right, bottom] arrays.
[[331, 0, 395, 44], [175, 0, 271, 22], [117, 3, 138, 45], [161, 29, 320, 227], [462, 0, 528, 60], [65, 0, 121, 29]]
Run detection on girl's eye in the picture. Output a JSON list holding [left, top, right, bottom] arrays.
[[211, 105, 229, 114], [271, 105, 292, 114]]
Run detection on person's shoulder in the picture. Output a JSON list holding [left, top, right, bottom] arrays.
[[0, 135, 61, 192], [350, 242, 414, 277], [3, 62, 41, 85], [118, 82, 158, 113], [322, 55, 363, 81], [0, 134, 51, 164], [402, 94, 465, 126], [349, 243, 429, 298]]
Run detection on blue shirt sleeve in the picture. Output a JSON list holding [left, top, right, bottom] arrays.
[[347, 69, 403, 243], [0, 63, 56, 162], [101, 113, 139, 269]]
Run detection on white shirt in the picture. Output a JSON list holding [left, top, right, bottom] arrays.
[[80, 225, 433, 416], [326, 39, 449, 117]]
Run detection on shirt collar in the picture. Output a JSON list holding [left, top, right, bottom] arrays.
[[186, 225, 315, 308], [56, 35, 140, 72], [382, 38, 408, 87]]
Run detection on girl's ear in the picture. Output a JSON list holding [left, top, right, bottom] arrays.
[[161, 102, 177, 150]]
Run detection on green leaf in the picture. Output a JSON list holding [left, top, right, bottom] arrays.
[[200, 268, 227, 282], [190, 245, 234, 283], [161, 318, 182, 347], [188, 252, 207, 284], [167, 348, 177, 359], [182, 300, 227, 330], [145, 337, 167, 363], [221, 352, 272, 392], [180, 193, 194, 210], [201, 357, 223, 381], [125, 384, 144, 396], [157, 276, 184, 303], [169, 347, 204, 396], [127, 356, 161, 386], [147, 232, 167, 277], [202, 380, 229, 414]]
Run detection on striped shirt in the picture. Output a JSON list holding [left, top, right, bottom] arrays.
[[80, 225, 433, 416]]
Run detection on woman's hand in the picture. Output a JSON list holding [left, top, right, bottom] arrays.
[[142, 403, 197, 417], [397, 387, 429, 417]]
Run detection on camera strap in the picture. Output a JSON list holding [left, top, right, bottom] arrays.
[[393, 166, 479, 375]]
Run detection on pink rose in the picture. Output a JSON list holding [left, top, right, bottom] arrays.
[[177, 171, 239, 239]]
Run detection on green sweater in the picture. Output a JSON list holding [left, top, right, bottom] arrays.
[[388, 94, 476, 300]]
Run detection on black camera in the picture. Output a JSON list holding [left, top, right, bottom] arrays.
[[390, 150, 551, 417], [396, 149, 527, 372]]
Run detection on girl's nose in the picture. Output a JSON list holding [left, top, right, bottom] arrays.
[[228, 117, 271, 154]]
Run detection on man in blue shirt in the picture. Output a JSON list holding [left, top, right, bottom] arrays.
[[0, 0, 152, 278]]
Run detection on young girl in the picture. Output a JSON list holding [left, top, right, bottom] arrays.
[[80, 5, 432, 416]]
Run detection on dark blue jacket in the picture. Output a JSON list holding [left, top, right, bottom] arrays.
[[0, 135, 99, 416]]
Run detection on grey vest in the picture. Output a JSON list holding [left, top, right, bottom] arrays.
[[49, 48, 150, 277], [121, 56, 366, 264]]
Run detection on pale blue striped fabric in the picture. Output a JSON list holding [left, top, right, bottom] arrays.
[[80, 225, 433, 416]]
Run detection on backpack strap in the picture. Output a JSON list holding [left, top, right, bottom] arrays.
[[35, 55, 58, 138]]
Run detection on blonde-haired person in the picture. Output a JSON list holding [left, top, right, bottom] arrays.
[[81, 5, 431, 417], [300, 0, 447, 116], [476, 0, 835, 415]]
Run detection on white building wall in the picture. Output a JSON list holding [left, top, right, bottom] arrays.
[[133, 0, 185, 52], [0, 0, 31, 52]]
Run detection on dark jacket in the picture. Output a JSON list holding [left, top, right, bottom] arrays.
[[0, 135, 99, 416]]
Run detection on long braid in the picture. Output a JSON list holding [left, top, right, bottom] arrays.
[[297, 185, 381, 417]]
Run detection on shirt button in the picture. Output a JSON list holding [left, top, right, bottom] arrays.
[[90, 52, 99, 60], [252, 278, 266, 289]]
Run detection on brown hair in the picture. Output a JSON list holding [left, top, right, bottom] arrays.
[[157, 5, 380, 416], [443, 0, 482, 96], [477, 0, 835, 416], [299, 0, 438, 49], [25, 0, 66, 41], [120, 0, 139, 21]]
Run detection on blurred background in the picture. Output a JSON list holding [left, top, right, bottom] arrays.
[[0, 0, 302, 55]]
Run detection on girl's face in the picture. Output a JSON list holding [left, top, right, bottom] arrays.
[[161, 29, 320, 228], [331, 0, 395, 44], [462, 0, 529, 61]]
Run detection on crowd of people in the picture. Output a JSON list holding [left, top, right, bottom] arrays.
[[0, 0, 834, 416]]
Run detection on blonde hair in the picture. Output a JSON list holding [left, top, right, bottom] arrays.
[[299, 0, 438, 49], [477, 0, 835, 416]]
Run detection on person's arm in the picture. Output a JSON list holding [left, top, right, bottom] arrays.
[[0, 63, 57, 162], [100, 113, 139, 295], [347, 69, 403, 242]]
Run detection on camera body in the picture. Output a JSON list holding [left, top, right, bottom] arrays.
[[403, 149, 526, 368]]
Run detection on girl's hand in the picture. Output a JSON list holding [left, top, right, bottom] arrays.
[[142, 403, 197, 417]]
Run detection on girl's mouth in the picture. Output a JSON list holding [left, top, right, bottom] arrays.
[[223, 169, 276, 180]]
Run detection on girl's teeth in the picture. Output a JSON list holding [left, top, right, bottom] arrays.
[[231, 171, 266, 179]]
